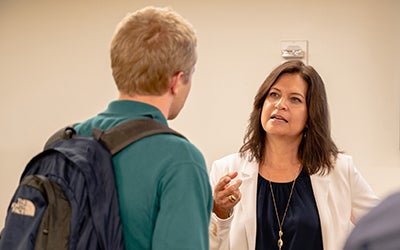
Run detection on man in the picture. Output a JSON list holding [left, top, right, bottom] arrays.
[[343, 191, 400, 250], [74, 6, 212, 249]]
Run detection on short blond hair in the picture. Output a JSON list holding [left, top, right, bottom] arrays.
[[110, 6, 197, 95]]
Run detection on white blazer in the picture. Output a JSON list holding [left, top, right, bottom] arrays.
[[209, 153, 379, 250]]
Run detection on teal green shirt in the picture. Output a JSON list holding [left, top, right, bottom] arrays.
[[74, 100, 212, 250]]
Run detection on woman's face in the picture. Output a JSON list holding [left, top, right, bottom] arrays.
[[260, 73, 308, 140]]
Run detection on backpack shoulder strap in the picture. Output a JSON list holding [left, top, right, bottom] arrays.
[[93, 118, 187, 155]]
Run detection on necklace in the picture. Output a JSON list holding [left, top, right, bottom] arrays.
[[268, 168, 300, 250]]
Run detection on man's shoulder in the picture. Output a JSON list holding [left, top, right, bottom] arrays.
[[344, 191, 400, 250], [152, 133, 205, 161]]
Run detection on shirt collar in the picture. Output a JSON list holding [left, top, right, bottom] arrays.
[[103, 100, 168, 125]]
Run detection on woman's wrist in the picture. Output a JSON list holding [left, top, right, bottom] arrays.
[[213, 206, 233, 219]]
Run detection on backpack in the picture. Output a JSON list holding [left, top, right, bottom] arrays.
[[0, 118, 185, 250]]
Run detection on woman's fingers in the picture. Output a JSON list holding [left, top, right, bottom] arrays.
[[213, 172, 243, 218]]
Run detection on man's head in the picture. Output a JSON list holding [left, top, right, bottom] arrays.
[[110, 6, 197, 97]]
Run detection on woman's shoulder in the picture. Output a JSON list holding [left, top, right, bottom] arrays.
[[334, 153, 355, 169], [210, 152, 258, 174], [328, 153, 359, 178], [213, 152, 249, 166], [312, 153, 358, 188]]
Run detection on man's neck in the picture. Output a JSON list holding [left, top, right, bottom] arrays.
[[118, 93, 171, 119]]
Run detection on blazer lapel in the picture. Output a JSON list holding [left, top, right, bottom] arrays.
[[310, 173, 331, 250], [239, 161, 259, 250]]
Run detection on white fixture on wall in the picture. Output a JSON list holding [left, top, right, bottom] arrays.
[[281, 40, 308, 64]]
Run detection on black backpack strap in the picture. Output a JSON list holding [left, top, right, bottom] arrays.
[[92, 118, 186, 155]]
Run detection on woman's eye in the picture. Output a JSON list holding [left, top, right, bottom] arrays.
[[269, 92, 279, 98], [291, 97, 302, 103]]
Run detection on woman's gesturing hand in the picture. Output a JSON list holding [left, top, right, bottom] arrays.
[[213, 171, 242, 219]]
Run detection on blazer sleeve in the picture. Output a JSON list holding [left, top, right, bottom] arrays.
[[209, 159, 233, 250], [347, 156, 380, 223]]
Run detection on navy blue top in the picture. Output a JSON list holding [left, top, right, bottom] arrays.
[[256, 170, 323, 250]]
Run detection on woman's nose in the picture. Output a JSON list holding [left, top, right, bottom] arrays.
[[275, 98, 287, 110]]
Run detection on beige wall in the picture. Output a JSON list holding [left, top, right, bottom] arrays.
[[1, 0, 399, 227]]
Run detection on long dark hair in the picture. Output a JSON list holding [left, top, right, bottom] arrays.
[[239, 60, 339, 175]]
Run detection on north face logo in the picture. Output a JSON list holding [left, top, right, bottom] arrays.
[[11, 198, 35, 217]]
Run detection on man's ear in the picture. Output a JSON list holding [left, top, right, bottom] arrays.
[[169, 71, 184, 95]]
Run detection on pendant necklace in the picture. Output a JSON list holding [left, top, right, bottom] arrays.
[[268, 167, 300, 250]]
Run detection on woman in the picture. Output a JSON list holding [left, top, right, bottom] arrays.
[[209, 60, 379, 250]]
